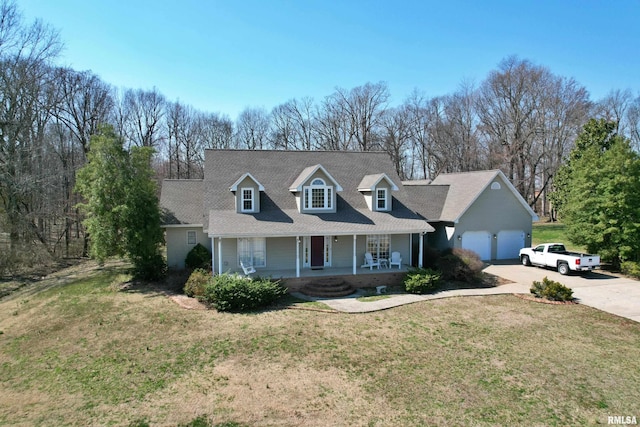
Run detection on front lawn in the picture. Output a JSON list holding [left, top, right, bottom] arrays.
[[0, 262, 638, 426]]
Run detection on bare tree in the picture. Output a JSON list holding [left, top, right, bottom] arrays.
[[476, 56, 551, 201], [381, 106, 413, 179], [200, 111, 233, 149], [594, 89, 633, 134], [53, 68, 113, 154], [0, 0, 62, 259], [332, 81, 389, 151], [437, 83, 485, 173], [234, 107, 270, 149], [165, 101, 202, 178], [403, 89, 434, 179], [313, 93, 354, 150], [270, 102, 297, 150], [627, 94, 640, 151], [121, 87, 166, 148]]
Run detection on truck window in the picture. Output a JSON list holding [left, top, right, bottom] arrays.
[[534, 245, 544, 252], [548, 245, 566, 253]]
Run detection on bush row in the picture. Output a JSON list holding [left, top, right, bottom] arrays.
[[184, 270, 287, 312]]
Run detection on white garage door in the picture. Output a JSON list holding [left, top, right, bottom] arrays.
[[497, 230, 525, 260], [461, 231, 492, 261]]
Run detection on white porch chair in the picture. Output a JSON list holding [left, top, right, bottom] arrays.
[[389, 251, 402, 269], [361, 252, 380, 270], [240, 260, 256, 276]]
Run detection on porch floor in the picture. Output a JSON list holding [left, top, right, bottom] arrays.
[[253, 264, 410, 279]]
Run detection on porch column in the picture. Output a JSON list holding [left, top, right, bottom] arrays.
[[352, 234, 357, 275], [211, 237, 215, 275], [295, 236, 300, 278], [218, 238, 223, 274], [408, 233, 412, 268], [418, 233, 424, 268]]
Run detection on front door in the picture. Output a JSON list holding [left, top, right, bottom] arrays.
[[311, 236, 324, 269]]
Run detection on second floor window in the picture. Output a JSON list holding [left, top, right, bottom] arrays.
[[376, 188, 388, 210], [241, 188, 254, 212], [304, 178, 332, 210]]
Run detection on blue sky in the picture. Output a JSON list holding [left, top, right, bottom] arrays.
[[19, 0, 640, 120]]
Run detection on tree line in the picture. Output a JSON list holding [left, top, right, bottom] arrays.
[[1, 0, 639, 272]]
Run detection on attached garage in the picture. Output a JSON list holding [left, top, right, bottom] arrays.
[[405, 169, 538, 264], [496, 230, 525, 260], [461, 231, 492, 261]]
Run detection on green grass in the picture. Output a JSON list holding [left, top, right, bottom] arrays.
[[1, 262, 639, 426], [532, 222, 585, 252]]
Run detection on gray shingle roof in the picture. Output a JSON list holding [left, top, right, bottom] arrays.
[[429, 170, 502, 221], [403, 185, 449, 221], [160, 179, 204, 225], [203, 150, 433, 237]]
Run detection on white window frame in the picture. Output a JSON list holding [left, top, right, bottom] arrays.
[[237, 237, 266, 268], [376, 188, 388, 211], [366, 234, 390, 261], [303, 178, 333, 211], [187, 230, 197, 245], [240, 187, 254, 212]]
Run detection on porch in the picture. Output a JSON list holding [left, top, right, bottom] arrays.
[[253, 264, 411, 293]]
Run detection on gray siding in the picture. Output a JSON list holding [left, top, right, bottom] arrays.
[[165, 227, 210, 269], [425, 175, 533, 260]]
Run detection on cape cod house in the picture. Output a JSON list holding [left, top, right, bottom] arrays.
[[160, 150, 538, 287], [160, 150, 433, 283]]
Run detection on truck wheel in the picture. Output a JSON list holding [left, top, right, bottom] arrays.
[[557, 262, 570, 275], [521, 255, 531, 266]]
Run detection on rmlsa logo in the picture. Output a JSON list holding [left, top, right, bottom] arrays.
[[608, 416, 637, 425]]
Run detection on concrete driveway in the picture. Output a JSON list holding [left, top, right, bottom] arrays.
[[484, 262, 640, 323]]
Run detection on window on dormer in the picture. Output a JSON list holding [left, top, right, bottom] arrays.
[[241, 188, 254, 212], [304, 178, 333, 210], [376, 188, 388, 210]]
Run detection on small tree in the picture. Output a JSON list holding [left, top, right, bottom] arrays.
[[75, 125, 165, 279]]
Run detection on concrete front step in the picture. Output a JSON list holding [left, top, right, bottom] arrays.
[[301, 277, 355, 297]]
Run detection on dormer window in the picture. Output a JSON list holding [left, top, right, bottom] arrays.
[[304, 178, 333, 210], [230, 173, 264, 214], [241, 188, 254, 212], [358, 173, 398, 212], [376, 188, 388, 210]]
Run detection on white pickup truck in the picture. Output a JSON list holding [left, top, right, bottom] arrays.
[[519, 243, 600, 275]]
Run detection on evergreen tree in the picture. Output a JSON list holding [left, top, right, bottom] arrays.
[[552, 119, 640, 267], [76, 125, 165, 279]]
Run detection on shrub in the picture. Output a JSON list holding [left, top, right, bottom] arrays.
[[184, 268, 211, 298], [437, 248, 484, 283], [422, 246, 442, 269], [530, 276, 574, 301], [621, 261, 640, 279], [185, 243, 212, 270], [404, 267, 442, 294], [132, 253, 166, 281], [203, 273, 287, 312]]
